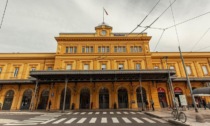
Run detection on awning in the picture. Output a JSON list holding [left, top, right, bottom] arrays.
[[30, 69, 176, 82], [193, 87, 210, 96]]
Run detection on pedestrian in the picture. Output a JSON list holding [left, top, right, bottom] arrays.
[[48, 100, 51, 111], [150, 98, 155, 111], [145, 99, 149, 110], [202, 99, 207, 110]]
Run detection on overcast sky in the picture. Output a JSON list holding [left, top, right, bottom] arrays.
[[0, 0, 210, 53]]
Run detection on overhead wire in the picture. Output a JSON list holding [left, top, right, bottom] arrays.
[[0, 0, 9, 29], [127, 0, 161, 35], [137, 0, 177, 36], [153, 29, 165, 51], [189, 28, 210, 51]]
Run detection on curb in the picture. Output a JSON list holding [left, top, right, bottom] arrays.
[[168, 119, 190, 126], [144, 112, 162, 118]]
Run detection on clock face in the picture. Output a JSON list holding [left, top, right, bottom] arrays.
[[101, 30, 107, 36]]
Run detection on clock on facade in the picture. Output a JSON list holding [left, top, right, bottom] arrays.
[[101, 30, 107, 36]]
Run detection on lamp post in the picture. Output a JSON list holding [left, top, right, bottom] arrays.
[[163, 56, 176, 108], [178, 46, 198, 112]]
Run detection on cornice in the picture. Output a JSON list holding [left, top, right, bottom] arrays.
[[55, 36, 151, 42]]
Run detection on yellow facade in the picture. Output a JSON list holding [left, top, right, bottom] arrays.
[[0, 24, 210, 111]]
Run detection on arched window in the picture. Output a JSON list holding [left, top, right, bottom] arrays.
[[20, 89, 32, 110], [2, 90, 14, 110]]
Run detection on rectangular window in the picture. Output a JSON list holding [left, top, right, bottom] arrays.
[[82, 46, 94, 53], [136, 64, 141, 70], [114, 46, 126, 53], [169, 66, 175, 69], [14, 67, 19, 77], [98, 46, 110, 53], [0, 67, 2, 74], [66, 64, 72, 70], [186, 66, 192, 75], [202, 66, 208, 75], [118, 64, 124, 70], [154, 66, 159, 69], [84, 64, 89, 70], [130, 46, 142, 53], [101, 64, 107, 70], [47, 67, 52, 70], [31, 67, 36, 71], [66, 47, 69, 53]]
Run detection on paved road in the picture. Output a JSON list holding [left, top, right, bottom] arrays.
[[1, 110, 176, 126]]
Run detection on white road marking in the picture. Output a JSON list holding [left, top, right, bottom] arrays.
[[101, 117, 107, 123], [77, 118, 87, 123], [142, 118, 156, 123], [73, 112, 79, 115], [152, 118, 167, 123], [81, 112, 86, 115], [67, 112, 72, 115], [52, 118, 66, 124], [89, 118, 97, 123], [88, 112, 93, 114], [116, 112, 121, 114], [4, 124, 37, 125], [123, 112, 129, 114], [112, 117, 119, 123], [110, 112, 114, 114], [40, 119, 56, 124], [65, 118, 77, 124], [130, 112, 136, 114], [95, 112, 99, 114], [132, 117, 144, 123], [122, 117, 131, 123], [137, 112, 143, 114], [103, 112, 107, 114]]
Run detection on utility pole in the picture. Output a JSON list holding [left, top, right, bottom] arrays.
[[178, 46, 198, 112]]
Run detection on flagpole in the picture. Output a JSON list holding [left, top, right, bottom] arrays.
[[103, 8, 104, 24]]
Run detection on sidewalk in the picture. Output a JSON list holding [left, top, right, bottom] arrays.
[[145, 108, 210, 126]]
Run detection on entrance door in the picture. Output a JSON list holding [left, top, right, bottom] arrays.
[[157, 87, 168, 108], [38, 89, 49, 109], [174, 87, 183, 107], [2, 90, 14, 110], [99, 88, 109, 109], [118, 87, 128, 108], [80, 88, 90, 109], [60, 88, 71, 110], [136, 87, 147, 108], [20, 89, 32, 110]]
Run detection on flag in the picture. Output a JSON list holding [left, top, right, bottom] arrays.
[[104, 8, 108, 15]]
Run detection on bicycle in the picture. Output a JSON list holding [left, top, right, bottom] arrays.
[[171, 108, 187, 123]]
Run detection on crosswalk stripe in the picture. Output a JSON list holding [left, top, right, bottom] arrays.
[[65, 118, 77, 124], [40, 119, 56, 124], [77, 118, 87, 123], [116, 112, 121, 114], [67, 112, 72, 115], [137, 112, 143, 114], [101, 117, 107, 123], [4, 123, 37, 125], [103, 112, 107, 114], [52, 118, 66, 124], [122, 117, 131, 123], [88, 112, 93, 114], [110, 112, 114, 114], [73, 112, 79, 115], [152, 118, 167, 123], [29, 118, 49, 120], [81, 112, 86, 115], [95, 112, 99, 114], [132, 117, 144, 123], [112, 117, 119, 123], [130, 112, 136, 114], [123, 112, 129, 114], [89, 118, 97, 123], [142, 118, 156, 123]]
